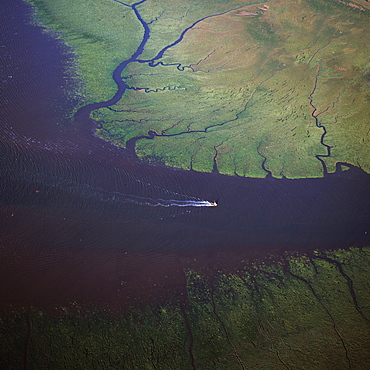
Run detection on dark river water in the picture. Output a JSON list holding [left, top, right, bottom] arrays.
[[1, 0, 369, 310]]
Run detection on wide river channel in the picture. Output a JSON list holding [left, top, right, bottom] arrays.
[[1, 0, 369, 310]]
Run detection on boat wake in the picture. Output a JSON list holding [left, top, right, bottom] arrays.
[[57, 181, 217, 208], [112, 196, 216, 207], [112, 198, 217, 207]]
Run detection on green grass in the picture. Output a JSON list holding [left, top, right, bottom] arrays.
[[27, 0, 143, 103], [136, 0, 263, 60], [2, 246, 370, 368], [93, 0, 369, 177], [28, 0, 370, 177]]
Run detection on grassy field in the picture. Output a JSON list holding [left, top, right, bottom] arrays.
[[2, 246, 370, 368], [27, 0, 142, 104], [28, 0, 369, 178]]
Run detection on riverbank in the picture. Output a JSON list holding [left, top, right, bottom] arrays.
[[25, 0, 370, 178], [1, 247, 370, 369]]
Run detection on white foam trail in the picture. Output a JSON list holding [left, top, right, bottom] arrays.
[[105, 193, 216, 207], [142, 199, 216, 207], [56, 181, 216, 208]]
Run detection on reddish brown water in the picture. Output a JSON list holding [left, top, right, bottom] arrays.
[[1, 0, 369, 312]]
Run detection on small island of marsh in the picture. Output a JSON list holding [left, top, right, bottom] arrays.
[[27, 0, 370, 178]]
